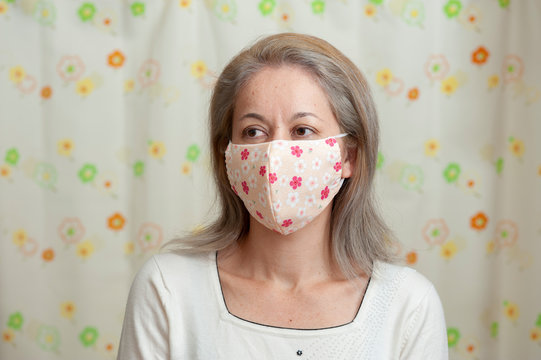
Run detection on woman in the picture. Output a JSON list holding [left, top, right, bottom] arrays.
[[118, 33, 448, 359]]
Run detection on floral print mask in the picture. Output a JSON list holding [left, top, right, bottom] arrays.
[[225, 134, 347, 235]]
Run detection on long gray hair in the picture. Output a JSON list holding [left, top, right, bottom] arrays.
[[164, 33, 396, 277]]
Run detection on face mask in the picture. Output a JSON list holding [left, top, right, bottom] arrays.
[[225, 134, 347, 235]]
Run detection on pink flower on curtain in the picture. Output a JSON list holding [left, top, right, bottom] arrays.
[[57, 55, 85, 82], [502, 55, 524, 83], [137, 223, 163, 252], [58, 217, 86, 245], [422, 219, 449, 246], [424, 54, 450, 81], [494, 219, 518, 247], [138, 59, 161, 88], [16, 74, 37, 94]]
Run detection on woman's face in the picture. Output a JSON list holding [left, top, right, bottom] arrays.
[[231, 65, 352, 177]]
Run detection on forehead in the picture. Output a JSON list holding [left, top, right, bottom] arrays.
[[233, 65, 333, 115]]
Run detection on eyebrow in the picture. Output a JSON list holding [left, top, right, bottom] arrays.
[[238, 112, 323, 123]]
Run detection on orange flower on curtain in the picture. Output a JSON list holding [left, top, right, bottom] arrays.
[[472, 46, 489, 65], [107, 212, 126, 231], [107, 50, 126, 68]]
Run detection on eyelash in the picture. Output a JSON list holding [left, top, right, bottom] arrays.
[[242, 127, 315, 138]]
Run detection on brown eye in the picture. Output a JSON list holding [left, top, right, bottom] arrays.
[[294, 127, 314, 137], [246, 128, 258, 137]]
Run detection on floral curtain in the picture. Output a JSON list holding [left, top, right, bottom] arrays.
[[1, 0, 540, 359]]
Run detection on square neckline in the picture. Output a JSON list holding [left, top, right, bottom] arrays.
[[210, 251, 372, 336]]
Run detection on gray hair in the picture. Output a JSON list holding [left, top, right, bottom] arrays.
[[164, 33, 397, 277]]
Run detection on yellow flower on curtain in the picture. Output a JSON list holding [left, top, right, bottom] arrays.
[[508, 137, 525, 158], [503, 301, 520, 321], [0, 164, 11, 178], [530, 327, 541, 342], [0, 1, 9, 15], [179, 0, 191, 8], [488, 74, 499, 89], [273, 3, 294, 28], [181, 161, 192, 175], [424, 139, 440, 157], [191, 61, 207, 79], [124, 79, 135, 93], [9, 66, 26, 84], [57, 139, 74, 157], [440, 241, 457, 259], [364, 4, 377, 18], [376, 68, 393, 87], [124, 242, 135, 255], [12, 229, 28, 247], [76, 77, 95, 97], [486, 240, 497, 254], [60, 301, 76, 319], [441, 76, 458, 95], [458, 336, 480, 358], [149, 141, 166, 159], [2, 329, 15, 344], [76, 240, 95, 259]]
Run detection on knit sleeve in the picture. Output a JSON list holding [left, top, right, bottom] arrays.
[[399, 284, 449, 360], [117, 256, 170, 360]]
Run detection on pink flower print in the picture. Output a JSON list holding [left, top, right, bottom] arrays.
[[321, 186, 330, 200], [334, 162, 342, 172], [312, 157, 322, 170], [273, 200, 282, 213], [286, 192, 299, 207], [234, 169, 241, 181], [291, 146, 303, 158], [241, 149, 250, 160], [290, 176, 302, 190], [269, 172, 277, 184], [325, 138, 337, 147], [232, 185, 238, 195], [259, 166, 266, 176], [282, 219, 293, 227], [256, 210, 264, 219], [297, 207, 306, 218], [241, 181, 249, 194]]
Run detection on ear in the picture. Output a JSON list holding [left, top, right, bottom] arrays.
[[341, 145, 357, 179]]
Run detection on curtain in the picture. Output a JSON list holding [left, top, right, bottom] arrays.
[[1, 1, 540, 359]]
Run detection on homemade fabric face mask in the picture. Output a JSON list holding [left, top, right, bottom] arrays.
[[225, 134, 347, 235]]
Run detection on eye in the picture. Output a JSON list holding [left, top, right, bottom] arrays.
[[243, 127, 265, 138], [294, 127, 315, 137]]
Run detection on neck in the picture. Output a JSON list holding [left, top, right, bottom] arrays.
[[222, 206, 344, 290]]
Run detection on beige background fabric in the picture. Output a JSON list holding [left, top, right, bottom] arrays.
[[1, 0, 540, 359]]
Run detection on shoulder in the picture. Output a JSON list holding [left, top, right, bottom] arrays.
[[367, 262, 448, 358], [371, 261, 439, 308], [130, 251, 213, 297]]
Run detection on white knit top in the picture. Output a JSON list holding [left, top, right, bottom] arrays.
[[117, 252, 448, 359]]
